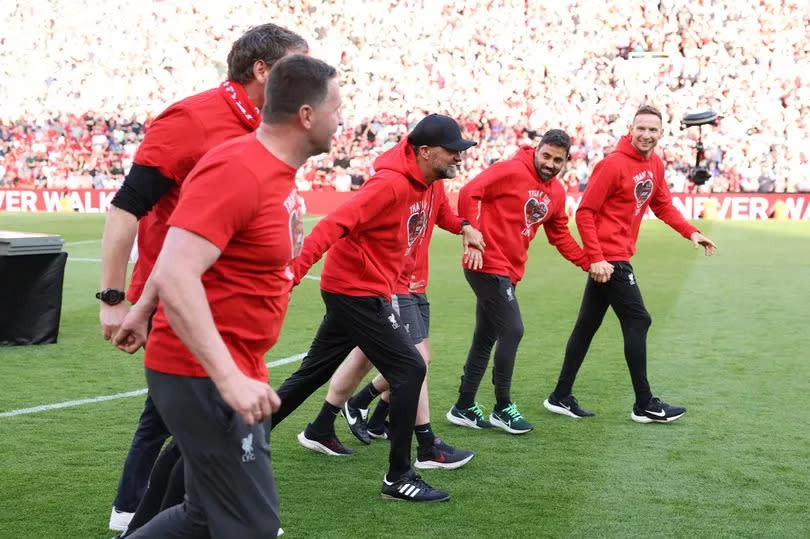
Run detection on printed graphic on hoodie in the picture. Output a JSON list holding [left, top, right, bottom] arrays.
[[633, 170, 654, 214], [522, 191, 552, 236], [405, 201, 428, 256]]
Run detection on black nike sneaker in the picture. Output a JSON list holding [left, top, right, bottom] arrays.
[[297, 425, 355, 456], [631, 397, 686, 424], [414, 438, 475, 470], [543, 393, 595, 418], [368, 421, 390, 440], [341, 401, 371, 445], [381, 470, 450, 502]]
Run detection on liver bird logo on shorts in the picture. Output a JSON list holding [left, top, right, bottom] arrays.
[[523, 198, 549, 236]]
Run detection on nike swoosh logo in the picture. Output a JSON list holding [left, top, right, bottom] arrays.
[[344, 406, 357, 425], [645, 409, 666, 417]]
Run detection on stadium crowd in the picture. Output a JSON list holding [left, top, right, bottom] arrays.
[[0, 0, 808, 193]]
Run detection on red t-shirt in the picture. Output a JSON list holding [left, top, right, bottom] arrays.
[[145, 134, 302, 382], [127, 84, 259, 303], [576, 135, 698, 263], [458, 145, 589, 284]]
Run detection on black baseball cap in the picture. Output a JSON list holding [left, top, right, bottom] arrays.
[[408, 114, 477, 151]]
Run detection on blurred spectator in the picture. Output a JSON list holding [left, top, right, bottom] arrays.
[[0, 0, 807, 192]]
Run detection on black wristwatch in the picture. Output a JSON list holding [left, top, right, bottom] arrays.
[[460, 219, 471, 228], [96, 288, 126, 305]]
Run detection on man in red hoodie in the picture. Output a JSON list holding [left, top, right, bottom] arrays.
[[447, 129, 590, 435], [543, 105, 716, 423], [298, 177, 481, 470], [272, 114, 484, 502], [97, 24, 308, 532]]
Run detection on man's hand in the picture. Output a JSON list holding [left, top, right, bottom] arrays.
[[112, 305, 151, 353], [100, 302, 130, 340], [690, 231, 717, 256], [216, 371, 282, 426], [589, 260, 614, 283], [463, 247, 484, 270], [461, 224, 486, 252], [408, 280, 426, 293]]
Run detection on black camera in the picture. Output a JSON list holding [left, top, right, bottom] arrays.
[[680, 110, 720, 185], [680, 110, 720, 128]]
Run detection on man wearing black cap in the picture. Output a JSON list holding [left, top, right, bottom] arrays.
[[270, 114, 483, 502]]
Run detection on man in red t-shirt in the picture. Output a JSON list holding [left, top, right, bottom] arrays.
[[544, 105, 716, 424], [97, 24, 307, 533], [271, 114, 484, 502], [448, 129, 590, 435], [113, 55, 341, 538]]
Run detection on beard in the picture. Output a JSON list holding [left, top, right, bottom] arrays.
[[438, 163, 459, 179], [538, 166, 559, 181]]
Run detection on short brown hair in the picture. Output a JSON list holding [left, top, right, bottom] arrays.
[[227, 24, 309, 84], [262, 55, 337, 124], [634, 105, 663, 121]]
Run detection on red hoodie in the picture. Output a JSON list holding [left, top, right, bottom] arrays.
[[458, 145, 589, 284], [396, 180, 464, 295], [293, 140, 429, 298], [576, 135, 698, 263]]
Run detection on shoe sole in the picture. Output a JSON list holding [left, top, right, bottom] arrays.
[[445, 409, 489, 429], [414, 452, 475, 470], [368, 431, 389, 440], [630, 411, 686, 424], [489, 414, 533, 434], [296, 431, 354, 456], [543, 398, 586, 419], [381, 493, 451, 502]]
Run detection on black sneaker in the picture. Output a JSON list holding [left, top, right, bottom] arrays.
[[381, 470, 450, 502], [368, 421, 390, 440], [631, 397, 686, 424], [297, 425, 355, 456], [415, 438, 475, 470], [341, 401, 371, 445], [543, 393, 595, 418]]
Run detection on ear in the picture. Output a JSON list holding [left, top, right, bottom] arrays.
[[252, 60, 270, 85], [298, 104, 314, 129]]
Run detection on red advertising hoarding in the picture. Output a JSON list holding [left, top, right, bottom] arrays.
[[1, 188, 809, 221]]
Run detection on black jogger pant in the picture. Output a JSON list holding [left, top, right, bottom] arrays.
[[553, 261, 653, 406], [272, 290, 426, 480], [128, 370, 280, 539], [457, 269, 524, 406]]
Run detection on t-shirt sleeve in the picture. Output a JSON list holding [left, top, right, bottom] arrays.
[[168, 158, 259, 250], [133, 105, 206, 183]]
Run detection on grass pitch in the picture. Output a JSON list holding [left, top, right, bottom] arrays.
[[0, 212, 808, 538]]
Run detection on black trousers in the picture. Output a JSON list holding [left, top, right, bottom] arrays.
[[113, 310, 170, 513], [128, 370, 280, 539], [122, 441, 185, 537], [113, 395, 171, 512], [457, 270, 524, 406], [553, 261, 653, 406], [273, 290, 426, 480]]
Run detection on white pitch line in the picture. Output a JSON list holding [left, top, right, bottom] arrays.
[[0, 352, 307, 418], [64, 239, 101, 246]]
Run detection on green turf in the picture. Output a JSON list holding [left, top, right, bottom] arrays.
[[0, 213, 808, 538]]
